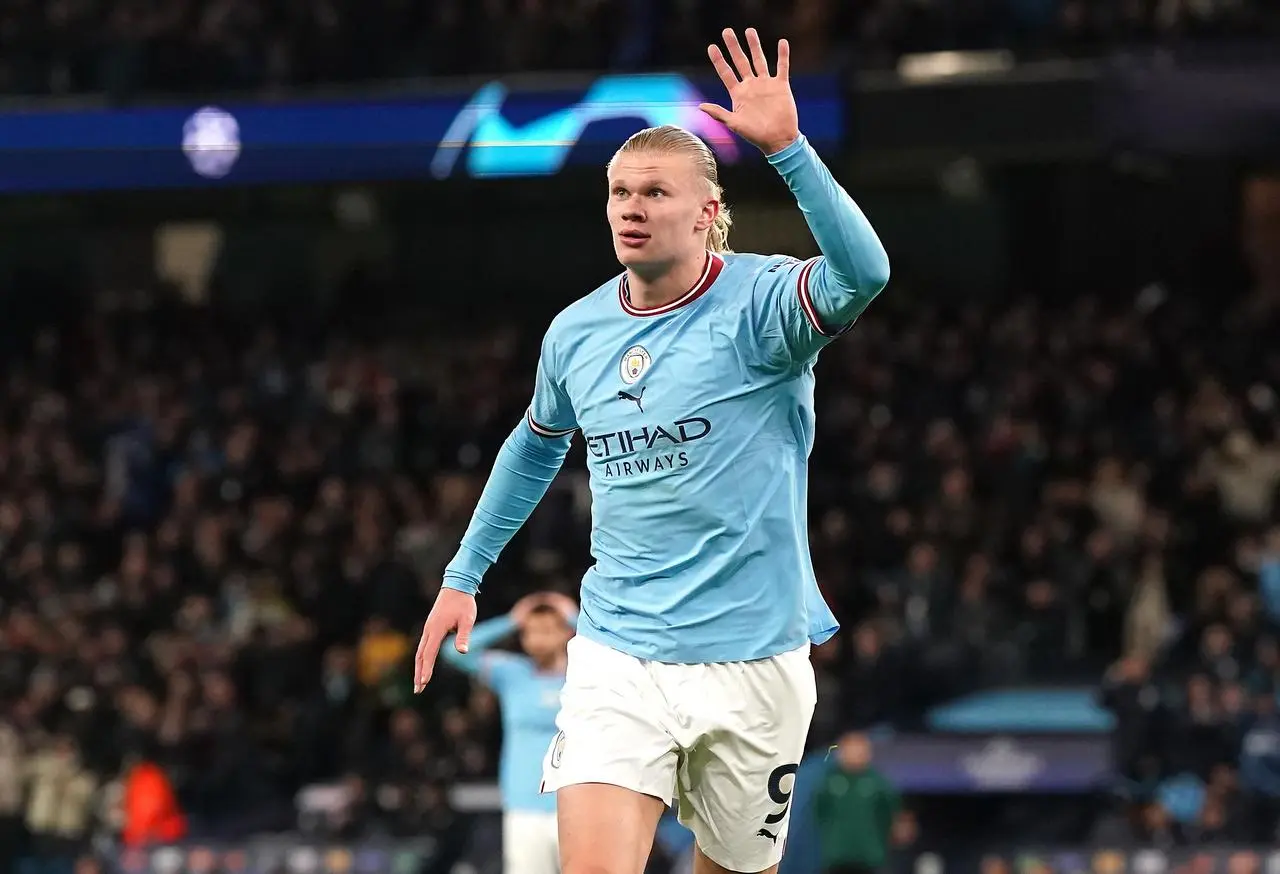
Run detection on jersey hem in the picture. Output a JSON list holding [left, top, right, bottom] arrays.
[[573, 621, 811, 665]]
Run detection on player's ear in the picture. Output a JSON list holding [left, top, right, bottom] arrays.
[[695, 198, 719, 233]]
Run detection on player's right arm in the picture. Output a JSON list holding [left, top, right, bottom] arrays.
[[414, 331, 578, 692]]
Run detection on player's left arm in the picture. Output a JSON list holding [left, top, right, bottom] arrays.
[[700, 28, 890, 363], [767, 135, 890, 346]]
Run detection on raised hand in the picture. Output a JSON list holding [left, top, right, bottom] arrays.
[[414, 587, 478, 693], [699, 28, 801, 157], [510, 593, 545, 627], [541, 591, 580, 623], [512, 591, 579, 626]]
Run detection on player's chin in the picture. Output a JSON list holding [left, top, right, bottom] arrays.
[[613, 242, 656, 267]]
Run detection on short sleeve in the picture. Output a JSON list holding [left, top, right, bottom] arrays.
[[748, 255, 857, 371], [527, 331, 578, 438]]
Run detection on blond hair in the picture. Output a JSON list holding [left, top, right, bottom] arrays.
[[609, 125, 733, 253]]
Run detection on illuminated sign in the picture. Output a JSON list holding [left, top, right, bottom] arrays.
[[430, 74, 740, 179], [0, 74, 841, 193]]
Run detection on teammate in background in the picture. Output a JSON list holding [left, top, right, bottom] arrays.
[[442, 591, 577, 874], [416, 26, 891, 874]]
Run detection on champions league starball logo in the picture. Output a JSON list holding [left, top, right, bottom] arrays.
[[431, 74, 740, 180], [181, 106, 242, 179]]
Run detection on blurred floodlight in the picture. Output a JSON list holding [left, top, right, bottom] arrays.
[[898, 50, 1016, 84], [182, 106, 242, 179]]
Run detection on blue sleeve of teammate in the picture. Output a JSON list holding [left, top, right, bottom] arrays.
[[441, 335, 576, 596], [756, 135, 890, 364], [442, 614, 519, 677]]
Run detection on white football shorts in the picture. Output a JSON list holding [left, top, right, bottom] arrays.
[[541, 634, 816, 872], [503, 810, 560, 874]]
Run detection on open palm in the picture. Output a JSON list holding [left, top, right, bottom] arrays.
[[699, 28, 801, 157]]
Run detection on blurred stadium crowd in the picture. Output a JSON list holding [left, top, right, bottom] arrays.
[[0, 0, 1276, 95], [1, 233, 1280, 867], [0, 0, 1279, 868]]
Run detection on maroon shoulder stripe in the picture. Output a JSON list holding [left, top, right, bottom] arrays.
[[796, 257, 855, 338]]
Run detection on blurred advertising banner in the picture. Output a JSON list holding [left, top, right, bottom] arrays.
[[114, 839, 437, 874], [895, 847, 1280, 874], [0, 74, 841, 193], [107, 840, 1280, 874], [871, 734, 1113, 794]]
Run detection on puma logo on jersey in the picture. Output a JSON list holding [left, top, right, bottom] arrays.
[[616, 387, 645, 412], [757, 828, 779, 843]]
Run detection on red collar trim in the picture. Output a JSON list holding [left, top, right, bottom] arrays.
[[618, 252, 724, 317]]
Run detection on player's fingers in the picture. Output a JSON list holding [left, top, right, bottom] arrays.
[[721, 28, 755, 79], [698, 103, 733, 126], [777, 38, 790, 81], [707, 45, 738, 92], [414, 624, 445, 693], [746, 28, 770, 78], [454, 612, 474, 654], [413, 632, 429, 690]]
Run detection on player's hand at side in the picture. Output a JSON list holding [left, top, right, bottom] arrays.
[[414, 587, 478, 693], [699, 27, 801, 157]]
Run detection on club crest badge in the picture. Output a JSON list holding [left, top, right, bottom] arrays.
[[620, 345, 651, 385]]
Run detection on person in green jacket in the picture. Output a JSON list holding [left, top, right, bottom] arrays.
[[813, 732, 910, 874]]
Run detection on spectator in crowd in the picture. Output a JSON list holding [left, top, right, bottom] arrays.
[[20, 735, 96, 874], [1123, 553, 1174, 663], [1101, 655, 1161, 791], [1239, 691, 1280, 842], [0, 723, 25, 874], [119, 756, 186, 848]]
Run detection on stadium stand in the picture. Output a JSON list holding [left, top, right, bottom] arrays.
[[0, 0, 1275, 96]]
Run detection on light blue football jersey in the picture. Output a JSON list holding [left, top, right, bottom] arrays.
[[442, 615, 563, 813], [443, 135, 890, 665], [528, 250, 853, 663]]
